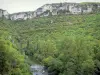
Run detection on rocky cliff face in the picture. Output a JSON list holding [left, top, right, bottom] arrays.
[[36, 2, 100, 16], [0, 9, 9, 19], [0, 2, 100, 20], [9, 11, 35, 20]]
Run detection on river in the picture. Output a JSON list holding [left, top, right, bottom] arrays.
[[30, 64, 48, 75]]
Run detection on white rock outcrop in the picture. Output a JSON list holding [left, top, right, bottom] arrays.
[[1, 2, 100, 20], [0, 9, 9, 19]]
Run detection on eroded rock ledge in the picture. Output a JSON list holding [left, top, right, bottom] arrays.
[[0, 2, 100, 20]]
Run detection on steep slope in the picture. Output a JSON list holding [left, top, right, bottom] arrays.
[[0, 13, 100, 75], [9, 2, 100, 20], [1, 2, 100, 20], [0, 9, 9, 19]]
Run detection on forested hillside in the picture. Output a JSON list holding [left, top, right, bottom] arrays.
[[0, 13, 100, 75]]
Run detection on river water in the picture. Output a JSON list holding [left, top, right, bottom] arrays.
[[30, 64, 48, 75]]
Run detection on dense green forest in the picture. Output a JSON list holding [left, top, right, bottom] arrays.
[[0, 13, 100, 75]]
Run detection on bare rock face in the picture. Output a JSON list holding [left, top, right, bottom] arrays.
[[36, 2, 100, 16], [1, 2, 100, 20], [9, 11, 35, 20], [0, 9, 9, 19]]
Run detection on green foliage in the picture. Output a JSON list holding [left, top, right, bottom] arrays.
[[0, 39, 31, 75], [0, 13, 100, 75]]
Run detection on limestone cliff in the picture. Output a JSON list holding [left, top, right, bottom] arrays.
[[1, 2, 100, 20], [9, 11, 35, 20], [0, 9, 9, 19]]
